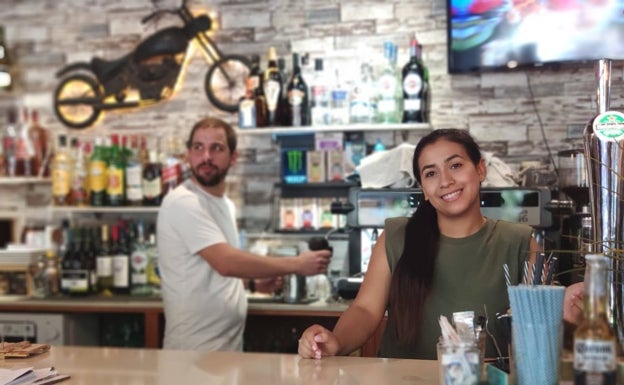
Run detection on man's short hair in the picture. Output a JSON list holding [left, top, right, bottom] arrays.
[[186, 117, 237, 153]]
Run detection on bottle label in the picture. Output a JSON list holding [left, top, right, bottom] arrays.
[[239, 99, 256, 128], [403, 73, 423, 96], [264, 80, 280, 111], [61, 270, 89, 293], [131, 250, 148, 285], [404, 98, 421, 111], [379, 74, 397, 98], [97, 256, 113, 277], [112, 255, 130, 288], [126, 164, 143, 202], [143, 176, 162, 199], [89, 161, 108, 192], [574, 339, 617, 372], [107, 166, 124, 195], [52, 168, 71, 196], [593, 111, 624, 141], [162, 163, 180, 185]]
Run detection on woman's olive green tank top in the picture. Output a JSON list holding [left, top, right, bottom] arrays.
[[378, 217, 533, 359]]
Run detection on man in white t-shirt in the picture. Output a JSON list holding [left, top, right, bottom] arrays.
[[157, 117, 332, 351]]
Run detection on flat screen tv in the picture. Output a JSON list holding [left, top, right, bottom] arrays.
[[447, 0, 624, 73]]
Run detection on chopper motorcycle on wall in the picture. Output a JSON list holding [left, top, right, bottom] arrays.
[[53, 0, 251, 129]]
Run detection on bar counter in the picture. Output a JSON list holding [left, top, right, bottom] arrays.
[[0, 346, 439, 385]]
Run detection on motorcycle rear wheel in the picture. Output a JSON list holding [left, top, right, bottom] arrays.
[[54, 73, 103, 129], [205, 54, 251, 113]]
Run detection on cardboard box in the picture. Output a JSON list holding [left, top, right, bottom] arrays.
[[300, 198, 318, 230], [279, 198, 301, 230], [317, 198, 335, 229], [326, 150, 345, 182], [306, 151, 326, 183]]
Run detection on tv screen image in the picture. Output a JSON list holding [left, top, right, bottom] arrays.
[[447, 0, 624, 73]]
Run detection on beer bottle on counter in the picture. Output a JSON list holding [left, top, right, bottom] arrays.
[[574, 254, 617, 385], [402, 33, 429, 123], [263, 47, 283, 127], [287, 52, 310, 127]]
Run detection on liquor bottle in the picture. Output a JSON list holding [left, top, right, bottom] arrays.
[[51, 134, 72, 206], [142, 146, 163, 206], [29, 109, 49, 177], [349, 63, 376, 124], [330, 69, 349, 125], [376, 41, 403, 124], [15, 108, 34, 176], [263, 47, 283, 127], [60, 227, 89, 296], [124, 135, 143, 206], [96, 224, 114, 295], [112, 223, 131, 295], [573, 253, 617, 385], [277, 57, 290, 126], [82, 226, 98, 294], [249, 54, 268, 128], [286, 53, 310, 127], [146, 231, 161, 294], [402, 34, 429, 123], [0, 26, 12, 90], [2, 108, 17, 177], [106, 134, 125, 206], [161, 135, 181, 197], [310, 58, 331, 126], [238, 75, 256, 128], [69, 138, 89, 206], [89, 136, 108, 207], [130, 220, 150, 296]]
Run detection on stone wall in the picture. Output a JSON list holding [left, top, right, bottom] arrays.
[[1, 0, 622, 231]]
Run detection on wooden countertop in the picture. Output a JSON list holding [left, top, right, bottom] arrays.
[[0, 346, 439, 385], [0, 295, 350, 316]]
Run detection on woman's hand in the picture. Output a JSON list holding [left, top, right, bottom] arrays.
[[298, 324, 341, 359], [563, 282, 584, 325]]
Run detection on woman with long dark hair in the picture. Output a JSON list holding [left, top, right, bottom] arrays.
[[298, 128, 583, 359]]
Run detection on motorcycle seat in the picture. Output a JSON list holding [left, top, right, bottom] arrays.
[[133, 27, 189, 63], [91, 55, 129, 83]]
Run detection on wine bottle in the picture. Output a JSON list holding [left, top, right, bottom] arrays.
[[142, 146, 163, 206], [111, 223, 131, 295], [124, 135, 143, 206], [573, 254, 617, 385], [96, 224, 114, 295], [402, 34, 429, 123], [287, 53, 310, 127], [263, 47, 283, 127]]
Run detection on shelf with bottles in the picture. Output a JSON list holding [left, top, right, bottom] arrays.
[[236, 122, 431, 136], [49, 205, 160, 214], [0, 176, 51, 185]]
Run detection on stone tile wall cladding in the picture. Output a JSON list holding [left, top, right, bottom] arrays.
[[1, 0, 622, 231]]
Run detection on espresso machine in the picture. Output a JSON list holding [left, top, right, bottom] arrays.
[[555, 149, 591, 285]]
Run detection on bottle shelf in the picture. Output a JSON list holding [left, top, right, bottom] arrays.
[[0, 177, 51, 185], [49, 206, 160, 214], [236, 123, 431, 136]]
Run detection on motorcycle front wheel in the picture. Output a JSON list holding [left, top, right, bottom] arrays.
[[53, 73, 103, 129], [205, 54, 251, 113]]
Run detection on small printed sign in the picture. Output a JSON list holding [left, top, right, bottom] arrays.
[[593, 111, 624, 141]]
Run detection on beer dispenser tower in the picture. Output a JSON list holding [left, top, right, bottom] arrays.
[[583, 58, 624, 346]]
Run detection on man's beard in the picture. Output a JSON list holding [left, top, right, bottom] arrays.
[[192, 162, 229, 187]]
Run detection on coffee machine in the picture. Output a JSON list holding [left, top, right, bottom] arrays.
[[555, 149, 591, 285]]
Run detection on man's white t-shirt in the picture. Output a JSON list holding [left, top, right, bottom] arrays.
[[157, 179, 246, 351]]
